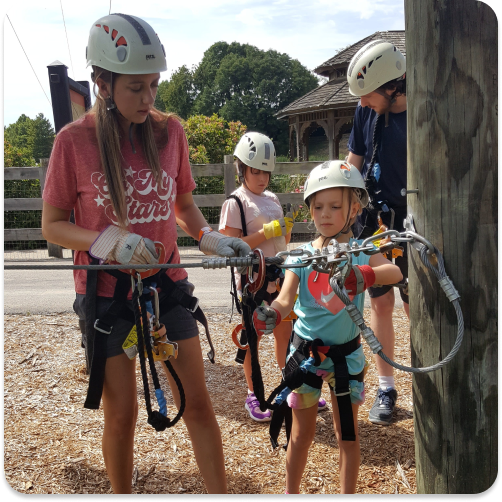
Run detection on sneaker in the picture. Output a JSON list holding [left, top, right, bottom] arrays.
[[369, 387, 398, 425], [318, 397, 328, 411], [245, 392, 272, 422]]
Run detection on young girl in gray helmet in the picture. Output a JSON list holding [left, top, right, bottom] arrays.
[[219, 133, 327, 422], [253, 161, 402, 493], [41, 13, 249, 494]]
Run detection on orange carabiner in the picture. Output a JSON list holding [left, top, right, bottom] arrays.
[[246, 248, 266, 294], [119, 242, 166, 279], [231, 324, 248, 350]]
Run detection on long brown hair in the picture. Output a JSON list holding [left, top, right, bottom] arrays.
[[89, 66, 179, 227]]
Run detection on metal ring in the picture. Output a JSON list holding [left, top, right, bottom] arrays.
[[246, 248, 266, 294]]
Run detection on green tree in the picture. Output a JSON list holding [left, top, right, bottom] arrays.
[[191, 42, 318, 154], [30, 113, 55, 162], [4, 113, 55, 163], [156, 65, 196, 119], [4, 139, 35, 168], [4, 114, 33, 150], [182, 113, 246, 164]]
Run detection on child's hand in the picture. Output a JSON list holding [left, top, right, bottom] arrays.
[[263, 218, 293, 239], [344, 265, 376, 295], [253, 306, 282, 334]]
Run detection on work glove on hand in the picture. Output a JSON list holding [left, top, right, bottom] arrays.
[[253, 306, 282, 335], [344, 265, 376, 295], [89, 225, 159, 266], [263, 217, 294, 239], [199, 230, 251, 274]]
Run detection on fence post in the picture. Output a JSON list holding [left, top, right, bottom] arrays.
[[223, 154, 236, 197], [39, 158, 64, 259]]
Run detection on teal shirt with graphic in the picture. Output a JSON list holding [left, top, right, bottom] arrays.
[[285, 239, 372, 372]]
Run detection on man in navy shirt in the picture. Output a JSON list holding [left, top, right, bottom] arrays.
[[346, 40, 408, 425]]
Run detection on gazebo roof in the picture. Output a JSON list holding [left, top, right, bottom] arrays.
[[315, 30, 406, 76], [276, 30, 406, 119], [276, 78, 357, 119]]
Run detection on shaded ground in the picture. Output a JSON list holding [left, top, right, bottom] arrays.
[[4, 308, 415, 494]]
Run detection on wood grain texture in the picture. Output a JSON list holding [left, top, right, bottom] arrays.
[[405, 0, 497, 493]]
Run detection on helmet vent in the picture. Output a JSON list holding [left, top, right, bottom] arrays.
[[264, 143, 270, 160], [362, 66, 367, 74], [112, 29, 118, 40], [103, 25, 110, 34], [376, 55, 382, 60], [95, 24, 101, 27], [368, 59, 374, 68], [116, 36, 127, 47]]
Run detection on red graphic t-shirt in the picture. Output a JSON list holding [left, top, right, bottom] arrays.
[[43, 113, 196, 297]]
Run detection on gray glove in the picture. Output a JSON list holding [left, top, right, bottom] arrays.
[[199, 231, 251, 273], [89, 225, 159, 266]]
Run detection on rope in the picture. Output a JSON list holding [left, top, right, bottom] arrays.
[[131, 282, 185, 431], [330, 244, 464, 373]]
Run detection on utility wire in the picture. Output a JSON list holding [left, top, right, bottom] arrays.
[[60, 0, 75, 79], [109, 1, 112, 15], [6, 14, 51, 106]]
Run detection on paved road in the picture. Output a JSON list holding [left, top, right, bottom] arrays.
[[4, 257, 402, 315]]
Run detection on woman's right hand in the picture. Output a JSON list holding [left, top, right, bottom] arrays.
[[89, 225, 159, 265]]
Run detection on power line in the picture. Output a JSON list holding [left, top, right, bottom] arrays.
[[6, 14, 51, 106], [109, 1, 112, 15], [60, 0, 75, 79]]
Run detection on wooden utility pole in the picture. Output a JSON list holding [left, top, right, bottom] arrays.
[[405, 0, 497, 493]]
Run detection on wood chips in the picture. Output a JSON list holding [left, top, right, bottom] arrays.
[[4, 308, 415, 494]]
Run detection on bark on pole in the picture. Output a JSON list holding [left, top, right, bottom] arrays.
[[404, 0, 497, 493]]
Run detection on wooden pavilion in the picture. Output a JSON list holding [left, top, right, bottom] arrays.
[[276, 31, 406, 161]]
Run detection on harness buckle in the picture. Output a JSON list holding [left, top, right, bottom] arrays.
[[94, 319, 113, 335]]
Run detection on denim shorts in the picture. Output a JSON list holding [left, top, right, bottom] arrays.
[[74, 278, 199, 358]]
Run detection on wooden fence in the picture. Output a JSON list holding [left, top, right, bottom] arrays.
[[4, 155, 319, 257]]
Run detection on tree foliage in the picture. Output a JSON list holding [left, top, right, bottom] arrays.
[[4, 139, 35, 168], [156, 65, 196, 119], [155, 42, 319, 155], [4, 113, 55, 164], [182, 114, 246, 164]]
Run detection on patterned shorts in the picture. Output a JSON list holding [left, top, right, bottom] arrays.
[[287, 360, 368, 410]]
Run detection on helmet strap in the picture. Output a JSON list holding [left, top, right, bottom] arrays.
[[105, 73, 117, 111]]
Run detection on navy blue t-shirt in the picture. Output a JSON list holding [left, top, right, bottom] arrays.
[[347, 103, 407, 208]]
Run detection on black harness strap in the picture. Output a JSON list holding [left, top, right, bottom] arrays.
[[158, 272, 215, 363], [269, 332, 364, 447]]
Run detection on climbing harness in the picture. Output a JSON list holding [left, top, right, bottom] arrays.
[[225, 193, 287, 364], [237, 213, 463, 448], [75, 244, 215, 432]]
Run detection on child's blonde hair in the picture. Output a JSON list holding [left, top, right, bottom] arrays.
[[309, 186, 364, 236]]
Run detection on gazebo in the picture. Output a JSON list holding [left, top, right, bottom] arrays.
[[276, 31, 406, 161]]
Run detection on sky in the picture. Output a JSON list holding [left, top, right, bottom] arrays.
[[2, 0, 407, 128]]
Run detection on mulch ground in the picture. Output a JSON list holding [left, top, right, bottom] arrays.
[[4, 308, 415, 494]]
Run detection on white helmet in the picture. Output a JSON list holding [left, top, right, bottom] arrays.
[[347, 40, 405, 97], [86, 13, 167, 74], [234, 132, 276, 179], [303, 160, 369, 208]]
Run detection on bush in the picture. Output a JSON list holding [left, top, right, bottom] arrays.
[[183, 114, 246, 164]]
